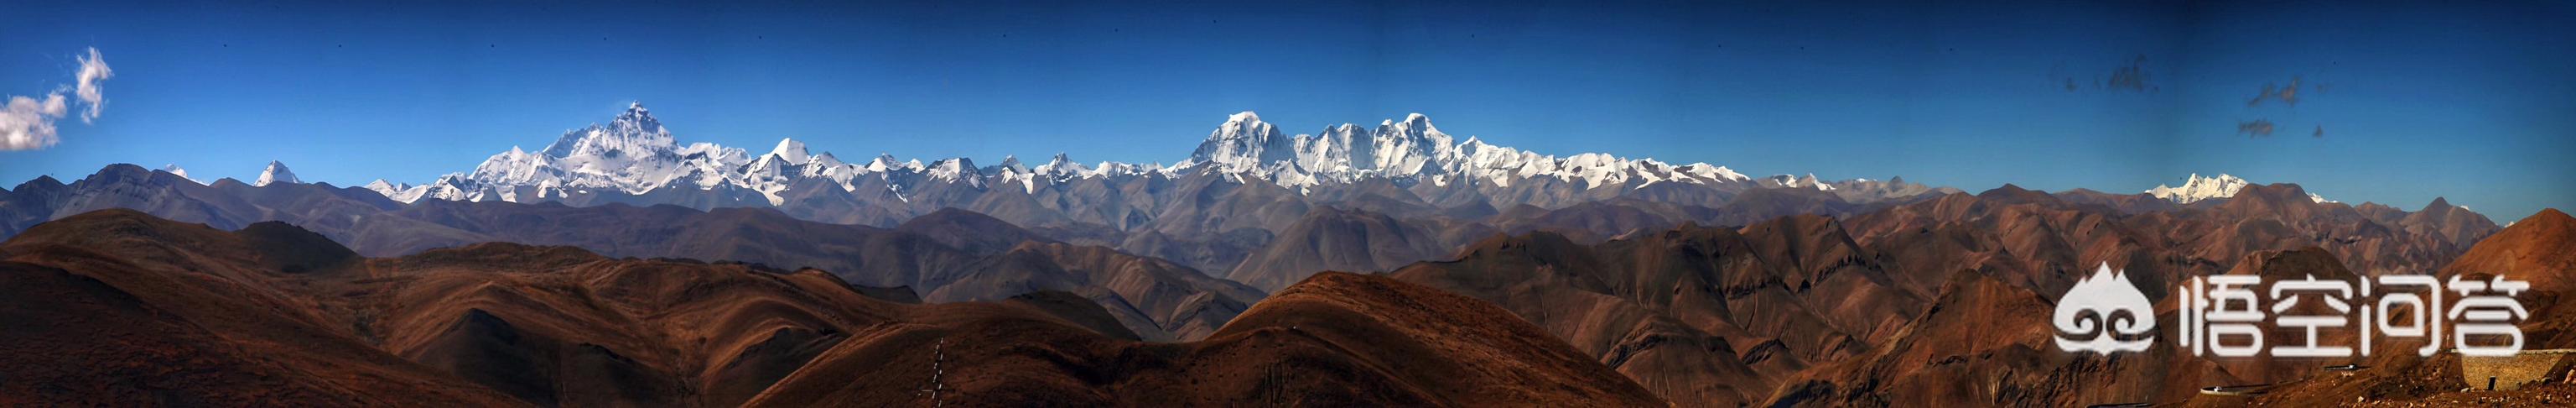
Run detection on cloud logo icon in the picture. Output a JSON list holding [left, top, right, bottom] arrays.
[[2054, 263, 2156, 353]]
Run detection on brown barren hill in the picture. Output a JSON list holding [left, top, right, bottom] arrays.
[[744, 271, 1665, 407], [2444, 209, 2576, 308], [2432, 208, 2576, 353], [3, 209, 1655, 407], [1210, 271, 1666, 406], [0, 210, 528, 407], [2251, 208, 2575, 405], [1225, 206, 1457, 291]]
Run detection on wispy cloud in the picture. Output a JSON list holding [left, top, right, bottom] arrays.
[[75, 48, 112, 123], [2246, 76, 2301, 107], [0, 48, 112, 150], [2046, 55, 2158, 93], [2103, 55, 2153, 92], [2239, 75, 2329, 139], [2237, 119, 2276, 137]]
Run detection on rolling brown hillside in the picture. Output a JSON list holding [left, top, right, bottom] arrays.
[[1388, 186, 2513, 406], [0, 209, 1660, 407], [745, 271, 1665, 407]]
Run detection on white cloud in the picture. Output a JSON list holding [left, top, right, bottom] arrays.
[[3, 94, 69, 150], [0, 48, 112, 151], [75, 47, 112, 123]]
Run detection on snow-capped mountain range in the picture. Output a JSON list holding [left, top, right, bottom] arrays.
[[357, 103, 1820, 206], [1175, 112, 1758, 191], [2145, 173, 2333, 204], [142, 103, 2362, 215]]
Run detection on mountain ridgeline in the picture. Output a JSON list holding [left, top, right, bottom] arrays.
[[0, 102, 2537, 406], [343, 104, 1961, 284]]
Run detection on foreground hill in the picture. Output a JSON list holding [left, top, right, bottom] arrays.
[[0, 210, 1660, 406], [745, 271, 1662, 406], [355, 199, 1264, 341], [2253, 208, 2576, 405], [0, 167, 1265, 342], [1388, 185, 2521, 406]]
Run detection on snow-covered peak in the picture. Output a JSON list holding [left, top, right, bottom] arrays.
[[361, 179, 419, 199], [808, 151, 844, 168], [1171, 110, 1764, 191], [865, 154, 896, 171], [1035, 153, 1092, 180], [445, 102, 741, 197], [2145, 173, 2249, 204], [254, 161, 301, 186], [1183, 111, 1290, 171], [158, 164, 199, 184], [1759, 173, 1834, 191], [610, 102, 664, 137], [1367, 112, 1455, 175], [864, 154, 918, 173], [927, 157, 983, 186], [767, 138, 812, 165], [466, 146, 559, 186], [995, 154, 1027, 173], [1090, 160, 1162, 178], [540, 103, 675, 158], [1790, 174, 1835, 191], [387, 105, 1799, 205]]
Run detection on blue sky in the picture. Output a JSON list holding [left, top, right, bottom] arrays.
[[2, 0, 2569, 218]]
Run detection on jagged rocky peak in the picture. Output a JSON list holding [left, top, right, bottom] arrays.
[[607, 102, 667, 139], [2423, 196, 2455, 213], [1035, 153, 1090, 179], [254, 160, 301, 186]]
